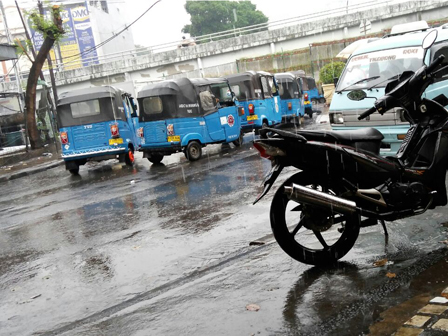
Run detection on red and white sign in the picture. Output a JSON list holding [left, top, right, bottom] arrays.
[[227, 115, 235, 127]]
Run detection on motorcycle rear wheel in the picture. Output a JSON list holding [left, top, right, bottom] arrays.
[[270, 172, 360, 265]]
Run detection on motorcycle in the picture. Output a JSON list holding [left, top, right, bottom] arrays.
[[253, 30, 448, 265]]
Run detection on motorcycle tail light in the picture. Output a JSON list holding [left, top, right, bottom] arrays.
[[60, 131, 68, 144], [248, 104, 254, 115], [110, 124, 120, 138], [253, 142, 286, 159], [288, 102, 292, 110], [137, 127, 144, 138]]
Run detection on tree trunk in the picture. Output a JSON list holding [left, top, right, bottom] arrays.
[[25, 6, 63, 149], [25, 38, 56, 149]]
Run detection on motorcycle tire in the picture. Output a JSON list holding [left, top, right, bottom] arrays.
[[270, 172, 360, 265]]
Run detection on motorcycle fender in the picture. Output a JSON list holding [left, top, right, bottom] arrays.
[[253, 163, 283, 205]]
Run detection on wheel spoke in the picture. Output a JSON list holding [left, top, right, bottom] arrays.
[[313, 231, 329, 249], [291, 218, 304, 237], [291, 204, 303, 212]]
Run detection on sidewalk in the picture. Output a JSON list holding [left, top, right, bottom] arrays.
[[0, 143, 63, 182], [370, 251, 448, 336]]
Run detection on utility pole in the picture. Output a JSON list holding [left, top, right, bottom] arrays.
[[37, 0, 59, 109], [0, 0, 28, 150], [15, 0, 59, 153]]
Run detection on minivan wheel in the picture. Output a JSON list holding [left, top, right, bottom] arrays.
[[185, 141, 202, 161]]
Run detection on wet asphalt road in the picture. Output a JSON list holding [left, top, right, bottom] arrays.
[[1, 114, 448, 336]]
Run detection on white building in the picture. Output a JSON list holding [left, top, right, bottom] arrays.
[[0, 0, 136, 78]]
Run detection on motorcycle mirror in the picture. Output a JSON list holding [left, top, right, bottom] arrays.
[[422, 29, 438, 49], [347, 90, 367, 101]]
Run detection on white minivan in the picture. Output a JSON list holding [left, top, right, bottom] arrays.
[[330, 21, 448, 155]]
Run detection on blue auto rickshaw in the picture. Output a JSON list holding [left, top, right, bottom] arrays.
[[226, 71, 282, 133], [57, 86, 139, 175], [274, 72, 305, 124], [291, 70, 325, 117], [303, 76, 325, 105], [136, 77, 243, 163]]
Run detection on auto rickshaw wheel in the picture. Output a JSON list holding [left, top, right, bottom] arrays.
[[233, 132, 244, 147], [125, 149, 135, 166], [148, 154, 163, 164], [311, 98, 318, 104], [185, 141, 202, 161], [319, 97, 326, 104], [69, 167, 79, 175], [306, 108, 313, 118]]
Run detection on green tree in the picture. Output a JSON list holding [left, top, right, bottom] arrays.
[[182, 1, 268, 37], [319, 62, 346, 84]]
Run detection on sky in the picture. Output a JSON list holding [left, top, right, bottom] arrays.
[[121, 0, 407, 47], [5, 0, 408, 48]]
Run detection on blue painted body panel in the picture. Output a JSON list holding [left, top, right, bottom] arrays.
[[60, 117, 138, 161], [280, 98, 305, 119], [237, 97, 282, 131], [139, 105, 241, 153]]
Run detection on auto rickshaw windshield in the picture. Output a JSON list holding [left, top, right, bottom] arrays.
[[57, 97, 122, 127]]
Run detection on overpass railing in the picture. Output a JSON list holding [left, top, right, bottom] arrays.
[[51, 0, 406, 71]]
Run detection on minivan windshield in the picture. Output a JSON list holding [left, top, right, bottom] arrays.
[[337, 46, 425, 90]]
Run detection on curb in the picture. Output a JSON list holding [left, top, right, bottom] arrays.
[[393, 293, 448, 335], [0, 160, 64, 182]]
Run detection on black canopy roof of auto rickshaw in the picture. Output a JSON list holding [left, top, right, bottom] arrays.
[[56, 86, 129, 128], [137, 77, 230, 120], [137, 77, 229, 99], [226, 71, 275, 100], [274, 72, 296, 82], [57, 86, 126, 106]]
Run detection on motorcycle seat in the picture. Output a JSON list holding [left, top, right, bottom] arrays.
[[297, 127, 384, 143], [297, 127, 384, 154]]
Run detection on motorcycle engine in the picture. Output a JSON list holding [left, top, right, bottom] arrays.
[[387, 181, 428, 209]]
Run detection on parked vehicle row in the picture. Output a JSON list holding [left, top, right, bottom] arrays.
[[56, 70, 320, 174]]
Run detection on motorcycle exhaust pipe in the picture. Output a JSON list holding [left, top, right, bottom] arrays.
[[283, 183, 358, 215]]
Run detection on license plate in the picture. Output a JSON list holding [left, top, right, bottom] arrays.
[[304, 101, 311, 105], [109, 138, 123, 145], [168, 135, 180, 142], [247, 115, 258, 121]]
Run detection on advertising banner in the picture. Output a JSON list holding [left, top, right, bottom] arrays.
[[71, 2, 99, 67], [29, 1, 98, 69], [59, 6, 82, 69]]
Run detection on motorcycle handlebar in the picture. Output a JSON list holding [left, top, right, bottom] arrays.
[[358, 106, 377, 120], [426, 55, 445, 74]]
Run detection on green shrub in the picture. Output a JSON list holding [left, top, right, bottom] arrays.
[[319, 62, 346, 84]]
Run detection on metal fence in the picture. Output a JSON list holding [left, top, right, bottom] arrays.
[[13, 0, 411, 74]]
